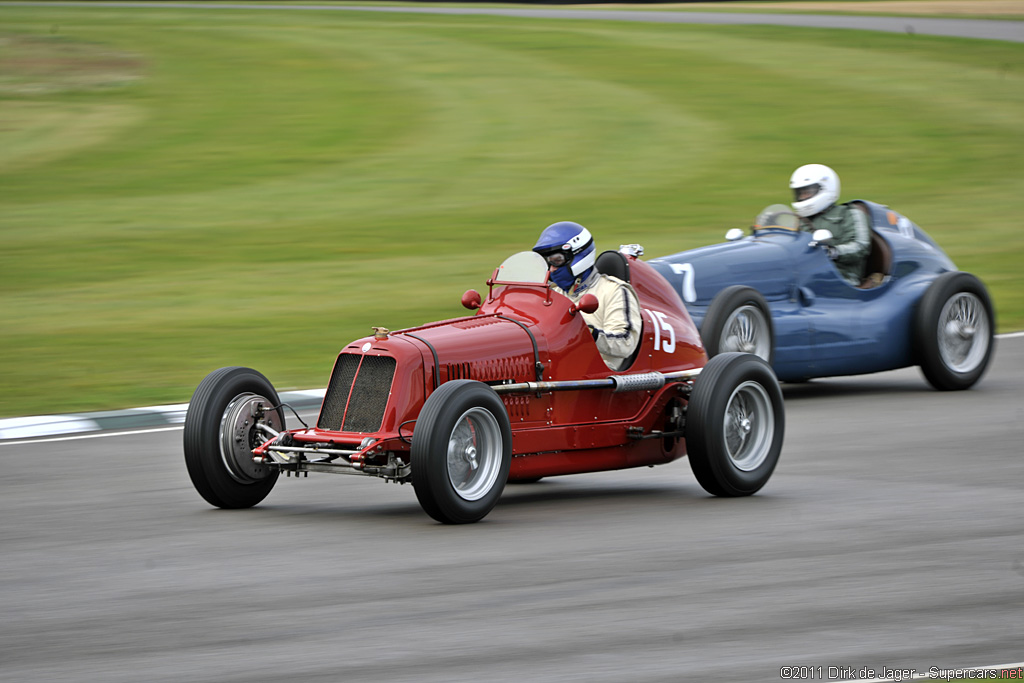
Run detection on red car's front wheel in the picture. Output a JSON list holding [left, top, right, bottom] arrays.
[[183, 367, 283, 509], [411, 380, 512, 524]]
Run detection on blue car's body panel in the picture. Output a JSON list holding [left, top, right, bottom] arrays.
[[648, 200, 957, 382]]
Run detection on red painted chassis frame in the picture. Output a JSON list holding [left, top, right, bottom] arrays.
[[255, 255, 709, 481]]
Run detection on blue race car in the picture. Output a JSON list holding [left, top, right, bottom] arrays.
[[646, 201, 995, 390]]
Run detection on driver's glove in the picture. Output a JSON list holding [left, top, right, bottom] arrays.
[[825, 245, 838, 260], [587, 324, 599, 341]]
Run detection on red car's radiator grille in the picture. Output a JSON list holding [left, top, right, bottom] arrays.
[[317, 355, 396, 433], [318, 355, 359, 429]]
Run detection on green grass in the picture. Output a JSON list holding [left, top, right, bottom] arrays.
[[1, 4, 1021, 417]]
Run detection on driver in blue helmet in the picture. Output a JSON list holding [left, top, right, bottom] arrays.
[[533, 221, 642, 371]]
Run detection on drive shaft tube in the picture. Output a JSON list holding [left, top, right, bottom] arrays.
[[492, 368, 699, 396]]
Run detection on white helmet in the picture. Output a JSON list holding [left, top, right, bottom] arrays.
[[789, 164, 840, 217]]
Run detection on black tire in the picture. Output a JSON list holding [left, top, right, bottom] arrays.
[[700, 286, 775, 366], [686, 353, 784, 497], [411, 380, 512, 524], [913, 272, 995, 391], [183, 367, 284, 509]]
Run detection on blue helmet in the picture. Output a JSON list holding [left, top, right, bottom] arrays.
[[532, 221, 596, 290]]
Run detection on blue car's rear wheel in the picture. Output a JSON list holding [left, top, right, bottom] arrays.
[[914, 272, 994, 391]]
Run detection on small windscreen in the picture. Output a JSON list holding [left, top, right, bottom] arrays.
[[493, 251, 549, 284], [754, 204, 801, 231]]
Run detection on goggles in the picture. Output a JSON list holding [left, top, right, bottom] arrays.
[[537, 247, 573, 268]]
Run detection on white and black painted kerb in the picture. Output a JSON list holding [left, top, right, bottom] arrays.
[[0, 389, 326, 441]]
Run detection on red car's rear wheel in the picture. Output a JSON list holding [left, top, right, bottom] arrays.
[[686, 353, 784, 497]]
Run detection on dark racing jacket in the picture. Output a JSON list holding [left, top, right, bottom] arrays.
[[803, 202, 871, 285]]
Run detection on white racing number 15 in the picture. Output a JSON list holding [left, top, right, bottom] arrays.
[[645, 309, 676, 354]]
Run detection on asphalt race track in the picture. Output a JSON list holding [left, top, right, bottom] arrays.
[[2, 337, 1021, 682]]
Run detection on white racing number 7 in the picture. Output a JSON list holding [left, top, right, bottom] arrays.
[[645, 309, 676, 354], [668, 263, 696, 303]]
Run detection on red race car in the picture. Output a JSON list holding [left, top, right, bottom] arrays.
[[184, 248, 785, 524]]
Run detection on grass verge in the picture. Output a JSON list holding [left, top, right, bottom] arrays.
[[1, 3, 1021, 416]]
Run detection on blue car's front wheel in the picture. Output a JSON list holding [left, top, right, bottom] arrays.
[[700, 286, 775, 366]]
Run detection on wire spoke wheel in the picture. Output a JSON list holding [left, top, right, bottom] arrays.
[[723, 381, 774, 472], [937, 292, 989, 373], [446, 407, 503, 502], [685, 353, 784, 497], [914, 272, 994, 390], [720, 305, 771, 360], [412, 381, 512, 524], [701, 286, 775, 366], [183, 367, 283, 509]]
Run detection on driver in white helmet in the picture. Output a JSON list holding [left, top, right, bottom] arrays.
[[533, 221, 641, 371], [790, 164, 871, 285]]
